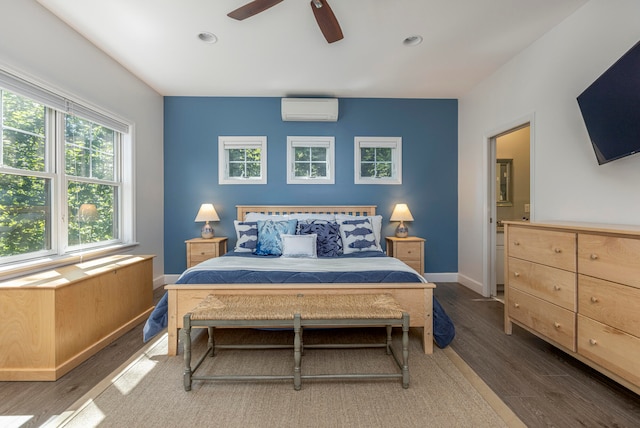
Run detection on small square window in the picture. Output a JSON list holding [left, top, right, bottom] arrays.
[[218, 136, 267, 184], [354, 137, 402, 185], [287, 136, 334, 184]]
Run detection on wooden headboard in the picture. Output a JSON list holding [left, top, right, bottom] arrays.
[[236, 205, 377, 221]]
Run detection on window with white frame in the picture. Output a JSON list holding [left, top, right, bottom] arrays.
[[0, 69, 133, 266], [218, 136, 267, 184], [287, 136, 334, 184], [354, 136, 402, 184]]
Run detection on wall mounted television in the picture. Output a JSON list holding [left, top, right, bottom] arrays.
[[577, 40, 640, 165]]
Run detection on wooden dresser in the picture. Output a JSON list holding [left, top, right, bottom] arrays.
[[504, 221, 640, 394], [0, 255, 154, 381]]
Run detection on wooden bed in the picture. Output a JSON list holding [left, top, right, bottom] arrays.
[[165, 205, 435, 356]]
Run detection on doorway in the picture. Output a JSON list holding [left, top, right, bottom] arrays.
[[488, 123, 531, 299]]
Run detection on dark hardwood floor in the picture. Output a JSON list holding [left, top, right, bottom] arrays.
[[436, 282, 640, 427], [1, 284, 638, 427]]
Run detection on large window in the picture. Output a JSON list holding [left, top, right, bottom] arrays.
[[0, 70, 132, 266], [286, 136, 334, 184], [218, 136, 267, 184], [354, 136, 402, 185]]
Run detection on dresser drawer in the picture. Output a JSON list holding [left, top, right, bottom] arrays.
[[190, 243, 219, 258], [508, 226, 576, 271], [508, 288, 576, 351], [578, 315, 640, 388], [508, 257, 576, 311], [396, 242, 422, 262], [578, 274, 640, 337], [578, 234, 640, 289]]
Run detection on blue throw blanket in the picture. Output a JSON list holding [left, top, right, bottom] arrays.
[[143, 255, 455, 347]]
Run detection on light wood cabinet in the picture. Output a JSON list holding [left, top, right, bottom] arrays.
[[504, 221, 640, 394], [185, 237, 228, 268], [385, 236, 425, 275], [0, 255, 154, 381]]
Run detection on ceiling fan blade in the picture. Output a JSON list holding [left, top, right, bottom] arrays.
[[227, 0, 284, 20], [310, 0, 343, 43]]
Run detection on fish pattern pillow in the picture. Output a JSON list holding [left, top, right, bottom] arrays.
[[339, 218, 382, 254], [253, 219, 298, 256], [233, 220, 258, 252]]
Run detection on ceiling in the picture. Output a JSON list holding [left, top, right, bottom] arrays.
[[36, 0, 588, 98]]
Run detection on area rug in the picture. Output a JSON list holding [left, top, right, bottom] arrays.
[[47, 329, 524, 428]]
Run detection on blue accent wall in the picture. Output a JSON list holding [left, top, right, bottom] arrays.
[[164, 97, 458, 274]]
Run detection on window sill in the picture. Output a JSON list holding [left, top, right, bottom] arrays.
[[0, 242, 140, 281]]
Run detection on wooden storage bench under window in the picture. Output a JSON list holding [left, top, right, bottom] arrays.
[[0, 254, 154, 381]]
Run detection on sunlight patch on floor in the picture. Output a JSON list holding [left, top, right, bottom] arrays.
[[112, 355, 157, 395], [0, 415, 33, 428]]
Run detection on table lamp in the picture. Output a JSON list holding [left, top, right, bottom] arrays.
[[78, 203, 98, 223], [390, 203, 413, 238], [195, 203, 220, 239]]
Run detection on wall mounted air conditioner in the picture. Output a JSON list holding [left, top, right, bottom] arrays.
[[281, 98, 339, 122]]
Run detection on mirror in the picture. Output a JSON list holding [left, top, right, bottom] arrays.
[[496, 159, 512, 206]]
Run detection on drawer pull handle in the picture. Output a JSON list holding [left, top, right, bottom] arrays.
[[589, 338, 597, 346], [554, 322, 561, 329], [514, 303, 520, 308], [590, 296, 599, 303], [554, 248, 562, 253], [200, 252, 205, 255], [514, 272, 520, 278], [590, 254, 598, 260], [513, 241, 520, 246], [553, 285, 561, 291]]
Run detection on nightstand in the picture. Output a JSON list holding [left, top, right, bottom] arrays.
[[385, 236, 425, 275], [185, 237, 228, 268]]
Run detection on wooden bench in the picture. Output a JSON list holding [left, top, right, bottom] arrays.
[[182, 293, 410, 391]]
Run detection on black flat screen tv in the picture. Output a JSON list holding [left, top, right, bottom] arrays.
[[577, 40, 640, 165]]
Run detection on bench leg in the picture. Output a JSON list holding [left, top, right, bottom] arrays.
[[182, 314, 193, 391], [385, 325, 392, 355], [293, 314, 302, 390], [402, 312, 410, 389], [208, 327, 215, 357]]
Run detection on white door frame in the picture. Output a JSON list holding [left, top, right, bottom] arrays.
[[483, 114, 535, 297]]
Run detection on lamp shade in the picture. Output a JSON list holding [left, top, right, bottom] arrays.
[[390, 204, 414, 222], [78, 203, 98, 223], [194, 204, 220, 222]]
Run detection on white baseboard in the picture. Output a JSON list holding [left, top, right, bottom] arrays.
[[423, 272, 458, 283], [457, 273, 485, 296], [153, 275, 166, 289], [159, 274, 181, 287]]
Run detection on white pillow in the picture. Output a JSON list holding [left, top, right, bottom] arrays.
[[245, 212, 290, 221], [281, 234, 317, 258], [335, 214, 383, 247]]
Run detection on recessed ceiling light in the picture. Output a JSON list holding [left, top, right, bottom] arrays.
[[403, 35, 423, 47], [198, 32, 218, 44]]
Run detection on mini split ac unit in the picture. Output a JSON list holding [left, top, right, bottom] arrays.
[[281, 98, 339, 122]]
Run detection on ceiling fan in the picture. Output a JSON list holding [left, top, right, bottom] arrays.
[[227, 0, 344, 44]]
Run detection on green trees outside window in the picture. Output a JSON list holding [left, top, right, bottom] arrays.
[[228, 148, 262, 178], [294, 146, 328, 178], [360, 147, 392, 179], [0, 89, 121, 260]]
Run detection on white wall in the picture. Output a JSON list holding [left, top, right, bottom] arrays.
[[458, 0, 640, 296], [0, 0, 165, 283]]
